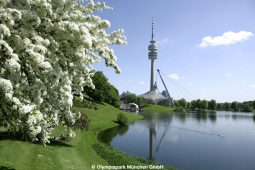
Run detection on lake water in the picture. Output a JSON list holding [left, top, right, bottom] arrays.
[[100, 111, 255, 170]]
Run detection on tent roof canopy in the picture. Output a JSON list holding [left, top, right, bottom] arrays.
[[140, 82, 166, 104]]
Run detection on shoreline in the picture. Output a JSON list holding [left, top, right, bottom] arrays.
[[93, 112, 175, 170]]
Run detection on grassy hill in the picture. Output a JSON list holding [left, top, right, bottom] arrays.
[[142, 104, 174, 113], [0, 104, 142, 170]]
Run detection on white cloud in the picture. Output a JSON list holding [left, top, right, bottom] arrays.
[[249, 84, 255, 88], [199, 31, 253, 47], [168, 73, 179, 80]]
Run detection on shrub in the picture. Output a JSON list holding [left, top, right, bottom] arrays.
[[117, 113, 128, 125], [72, 113, 90, 130]]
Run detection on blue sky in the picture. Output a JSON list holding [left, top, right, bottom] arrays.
[[94, 0, 255, 102]]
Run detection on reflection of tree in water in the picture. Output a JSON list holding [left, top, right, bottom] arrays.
[[98, 126, 129, 145], [175, 112, 217, 123], [175, 113, 187, 122], [209, 113, 217, 123], [232, 115, 238, 120], [231, 114, 255, 122], [194, 113, 208, 121], [117, 126, 129, 136], [253, 115, 255, 123]]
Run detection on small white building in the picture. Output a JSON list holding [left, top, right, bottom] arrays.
[[119, 102, 139, 112]]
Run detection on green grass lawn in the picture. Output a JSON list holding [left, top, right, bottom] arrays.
[[142, 104, 174, 113], [0, 104, 142, 170]]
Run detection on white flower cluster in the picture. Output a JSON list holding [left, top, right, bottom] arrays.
[[0, 0, 126, 145], [0, 78, 13, 94], [0, 24, 10, 37]]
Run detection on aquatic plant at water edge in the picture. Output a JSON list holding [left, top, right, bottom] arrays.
[[117, 113, 128, 125]]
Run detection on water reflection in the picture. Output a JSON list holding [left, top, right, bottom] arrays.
[[100, 111, 255, 170], [173, 112, 218, 123], [146, 112, 220, 159], [209, 113, 217, 123], [146, 113, 173, 160], [149, 127, 155, 160], [175, 113, 186, 122], [194, 112, 208, 121], [99, 125, 129, 145]]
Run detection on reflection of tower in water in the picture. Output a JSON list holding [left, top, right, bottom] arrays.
[[148, 113, 173, 160], [149, 119, 157, 160], [149, 114, 160, 160]]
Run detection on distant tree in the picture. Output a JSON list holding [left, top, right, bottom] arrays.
[[178, 99, 254, 112], [201, 100, 208, 110], [187, 102, 192, 110], [208, 99, 217, 110], [84, 71, 120, 107], [253, 100, 255, 109], [231, 101, 240, 111], [121, 94, 153, 107], [191, 100, 197, 110], [220, 103, 224, 110], [125, 93, 137, 104], [136, 97, 143, 106], [85, 71, 108, 102], [224, 102, 231, 111], [105, 84, 121, 107], [216, 103, 224, 110], [174, 100, 180, 107], [196, 99, 202, 110], [178, 98, 187, 109], [240, 103, 253, 112]]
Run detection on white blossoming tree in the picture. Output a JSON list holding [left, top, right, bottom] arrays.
[[0, 0, 126, 145]]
